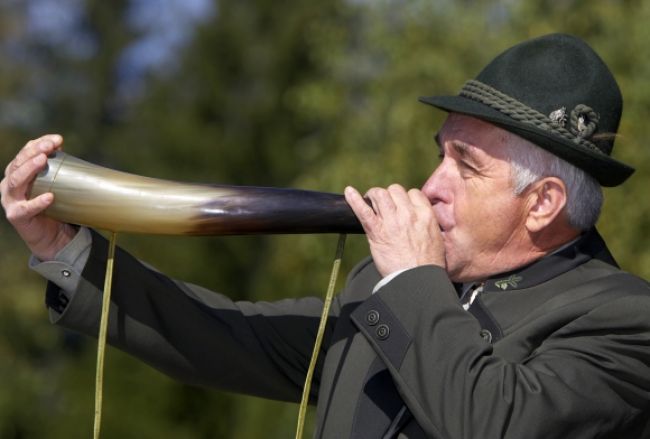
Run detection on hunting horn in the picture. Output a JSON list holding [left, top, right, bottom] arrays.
[[30, 151, 364, 236]]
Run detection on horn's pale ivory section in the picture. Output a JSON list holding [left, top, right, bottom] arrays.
[[30, 152, 363, 235]]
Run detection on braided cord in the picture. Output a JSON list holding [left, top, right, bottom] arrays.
[[295, 234, 347, 439], [459, 80, 603, 154], [91, 232, 346, 439], [93, 231, 118, 439]]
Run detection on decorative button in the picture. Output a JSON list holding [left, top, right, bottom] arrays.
[[479, 329, 492, 344], [61, 269, 71, 278], [366, 310, 380, 326], [376, 324, 390, 340]]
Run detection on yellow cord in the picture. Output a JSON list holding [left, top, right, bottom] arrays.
[[295, 234, 346, 439], [93, 231, 118, 439], [91, 232, 344, 438]]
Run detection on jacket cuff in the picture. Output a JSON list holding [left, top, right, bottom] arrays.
[[350, 265, 460, 364], [35, 228, 107, 327]]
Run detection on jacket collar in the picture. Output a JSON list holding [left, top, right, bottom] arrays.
[[461, 228, 617, 295]]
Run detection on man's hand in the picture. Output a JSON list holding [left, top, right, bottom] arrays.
[[1, 135, 77, 261], [345, 184, 445, 278]]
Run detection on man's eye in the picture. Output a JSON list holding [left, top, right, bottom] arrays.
[[460, 161, 477, 172]]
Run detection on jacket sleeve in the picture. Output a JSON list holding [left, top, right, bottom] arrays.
[[46, 230, 335, 403], [349, 265, 650, 438]]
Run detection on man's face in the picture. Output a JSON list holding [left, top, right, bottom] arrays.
[[421, 114, 530, 282]]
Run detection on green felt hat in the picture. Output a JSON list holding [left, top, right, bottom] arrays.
[[420, 33, 634, 186]]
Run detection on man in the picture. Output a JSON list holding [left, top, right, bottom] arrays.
[[2, 33, 649, 438]]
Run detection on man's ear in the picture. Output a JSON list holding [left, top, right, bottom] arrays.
[[524, 177, 568, 233]]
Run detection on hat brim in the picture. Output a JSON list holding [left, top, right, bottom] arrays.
[[420, 95, 634, 187]]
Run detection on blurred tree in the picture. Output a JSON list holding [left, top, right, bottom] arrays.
[[0, 0, 649, 437]]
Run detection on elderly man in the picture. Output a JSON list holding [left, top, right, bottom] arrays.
[[2, 33, 649, 438]]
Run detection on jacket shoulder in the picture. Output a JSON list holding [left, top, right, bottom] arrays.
[[579, 258, 649, 297]]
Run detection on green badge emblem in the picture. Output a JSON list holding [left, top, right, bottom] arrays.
[[494, 275, 523, 290]]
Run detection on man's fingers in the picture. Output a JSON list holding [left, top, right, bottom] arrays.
[[407, 188, 433, 207], [1, 137, 58, 219], [366, 187, 397, 218], [6, 134, 62, 175], [345, 184, 446, 276], [386, 184, 412, 209], [345, 186, 373, 216], [345, 186, 378, 226], [3, 153, 48, 200], [4, 193, 53, 226]]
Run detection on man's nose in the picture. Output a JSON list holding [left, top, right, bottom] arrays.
[[421, 163, 450, 204]]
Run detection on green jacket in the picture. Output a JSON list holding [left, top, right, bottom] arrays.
[[44, 229, 650, 438]]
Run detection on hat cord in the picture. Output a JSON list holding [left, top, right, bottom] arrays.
[[460, 79, 603, 154]]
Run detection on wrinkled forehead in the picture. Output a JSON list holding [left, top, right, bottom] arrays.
[[436, 113, 516, 161]]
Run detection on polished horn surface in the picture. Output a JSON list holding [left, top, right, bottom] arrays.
[[30, 152, 363, 235]]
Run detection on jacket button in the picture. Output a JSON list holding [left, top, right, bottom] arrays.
[[61, 269, 71, 278], [366, 310, 380, 326], [480, 329, 492, 344], [376, 324, 390, 340]]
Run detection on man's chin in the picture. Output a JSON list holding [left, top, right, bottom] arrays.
[[443, 253, 471, 283], [441, 237, 468, 282], [442, 255, 460, 282], [446, 267, 463, 283]]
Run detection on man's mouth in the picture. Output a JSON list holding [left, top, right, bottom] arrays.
[[435, 217, 453, 233], [432, 207, 453, 233]]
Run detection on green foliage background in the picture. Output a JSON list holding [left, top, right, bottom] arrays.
[[1, 1, 649, 437]]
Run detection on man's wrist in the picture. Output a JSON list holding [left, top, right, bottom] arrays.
[[29, 223, 79, 262], [372, 268, 410, 294]]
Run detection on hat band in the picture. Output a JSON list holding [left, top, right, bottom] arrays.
[[459, 80, 604, 155]]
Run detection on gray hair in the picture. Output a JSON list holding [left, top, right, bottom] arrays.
[[505, 134, 603, 231]]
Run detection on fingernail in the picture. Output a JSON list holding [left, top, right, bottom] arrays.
[[42, 192, 54, 204]]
